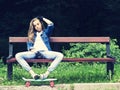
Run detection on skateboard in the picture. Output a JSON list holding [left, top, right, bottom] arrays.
[[22, 77, 57, 87]]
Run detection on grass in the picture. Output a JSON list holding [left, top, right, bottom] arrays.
[[0, 59, 120, 85]]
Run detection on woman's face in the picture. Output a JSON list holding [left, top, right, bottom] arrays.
[[33, 19, 42, 32]]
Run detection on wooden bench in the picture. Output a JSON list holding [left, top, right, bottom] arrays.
[[6, 37, 115, 80]]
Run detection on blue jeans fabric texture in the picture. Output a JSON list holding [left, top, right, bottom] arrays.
[[15, 50, 63, 72]]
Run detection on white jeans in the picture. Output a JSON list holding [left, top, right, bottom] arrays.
[[15, 50, 63, 72]]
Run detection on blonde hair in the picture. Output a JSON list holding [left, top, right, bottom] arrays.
[[27, 17, 44, 42]]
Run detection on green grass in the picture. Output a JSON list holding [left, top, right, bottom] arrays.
[[0, 59, 120, 85]]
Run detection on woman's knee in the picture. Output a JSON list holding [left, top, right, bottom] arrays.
[[58, 52, 64, 59], [15, 53, 21, 59]]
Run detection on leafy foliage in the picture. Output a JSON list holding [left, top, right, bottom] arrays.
[[110, 39, 120, 62], [62, 39, 120, 62]]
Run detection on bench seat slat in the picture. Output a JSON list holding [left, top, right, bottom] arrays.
[[7, 58, 115, 63]]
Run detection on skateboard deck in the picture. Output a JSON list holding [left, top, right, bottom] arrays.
[[22, 77, 57, 87]]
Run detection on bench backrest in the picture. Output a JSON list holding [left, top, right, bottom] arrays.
[[9, 37, 110, 43], [8, 37, 110, 56]]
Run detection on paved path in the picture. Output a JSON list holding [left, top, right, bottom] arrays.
[[0, 83, 120, 90]]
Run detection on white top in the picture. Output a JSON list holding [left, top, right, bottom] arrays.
[[33, 32, 48, 52]]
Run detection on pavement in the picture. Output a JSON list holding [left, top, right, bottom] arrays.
[[0, 83, 120, 90]]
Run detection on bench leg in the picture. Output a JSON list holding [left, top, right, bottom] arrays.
[[7, 63, 13, 80], [106, 62, 114, 79]]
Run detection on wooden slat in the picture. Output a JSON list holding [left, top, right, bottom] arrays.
[[9, 37, 28, 43], [63, 58, 115, 62], [7, 58, 115, 63], [9, 37, 110, 43], [50, 37, 110, 43]]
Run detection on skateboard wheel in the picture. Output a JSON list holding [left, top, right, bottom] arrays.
[[25, 81, 31, 87], [50, 81, 54, 87]]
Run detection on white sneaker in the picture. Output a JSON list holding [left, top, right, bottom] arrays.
[[40, 74, 48, 80], [32, 74, 40, 80]]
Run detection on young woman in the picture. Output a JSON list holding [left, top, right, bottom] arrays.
[[15, 17, 63, 80]]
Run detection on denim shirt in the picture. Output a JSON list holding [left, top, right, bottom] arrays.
[[27, 24, 54, 51]]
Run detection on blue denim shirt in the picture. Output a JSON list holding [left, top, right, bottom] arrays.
[[27, 24, 54, 51]]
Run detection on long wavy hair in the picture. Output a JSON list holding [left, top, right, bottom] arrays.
[[27, 17, 44, 42]]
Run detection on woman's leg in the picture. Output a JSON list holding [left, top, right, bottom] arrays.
[[15, 51, 39, 79], [40, 51, 64, 79]]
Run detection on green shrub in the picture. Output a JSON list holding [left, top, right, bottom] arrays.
[[62, 39, 120, 62], [110, 39, 120, 62]]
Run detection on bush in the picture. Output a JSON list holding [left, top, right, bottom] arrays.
[[110, 39, 120, 62], [62, 39, 120, 62]]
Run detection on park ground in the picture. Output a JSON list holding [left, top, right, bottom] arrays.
[[0, 83, 120, 90]]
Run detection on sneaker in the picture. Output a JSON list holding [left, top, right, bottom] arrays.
[[40, 74, 48, 80], [33, 75, 40, 80]]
